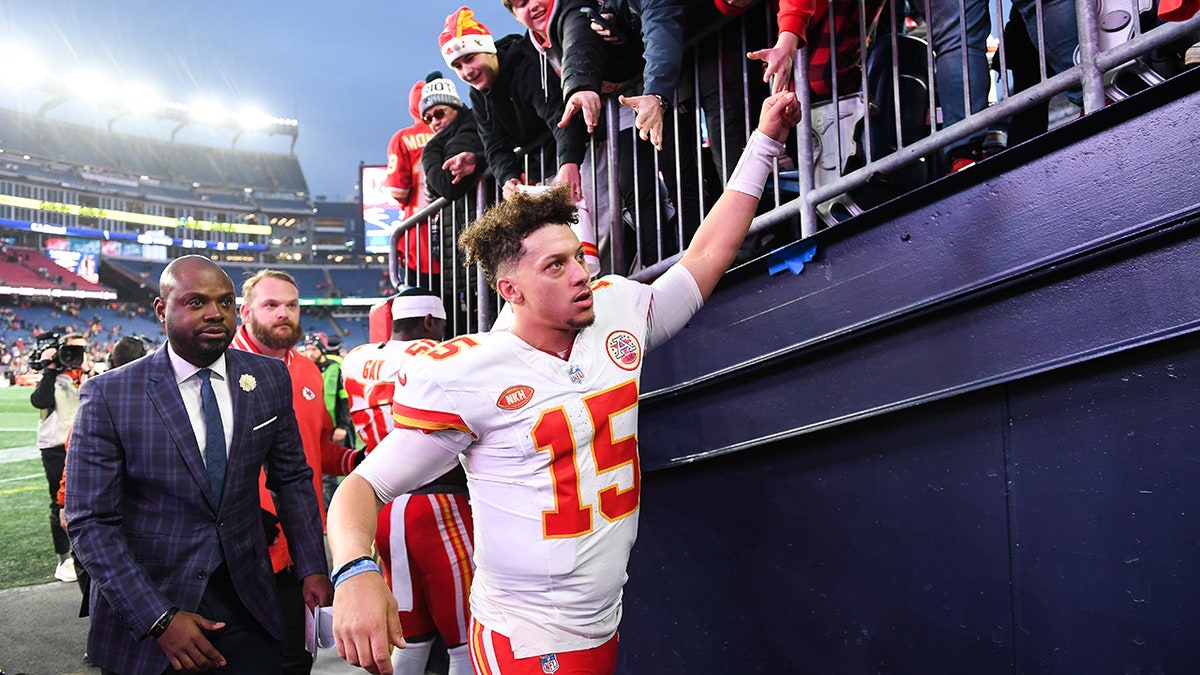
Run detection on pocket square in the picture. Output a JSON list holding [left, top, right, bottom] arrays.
[[252, 416, 278, 431]]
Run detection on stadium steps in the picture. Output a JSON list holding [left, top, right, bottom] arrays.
[[98, 258, 158, 304]]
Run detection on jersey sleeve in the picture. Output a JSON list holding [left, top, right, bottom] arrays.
[[646, 262, 704, 352], [354, 425, 464, 504], [390, 354, 478, 446]]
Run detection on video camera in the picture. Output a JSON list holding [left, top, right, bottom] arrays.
[[30, 331, 86, 372]]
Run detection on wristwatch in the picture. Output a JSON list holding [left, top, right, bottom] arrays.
[[148, 607, 179, 639], [652, 94, 671, 112]]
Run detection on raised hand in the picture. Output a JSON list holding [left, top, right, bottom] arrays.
[[747, 31, 801, 95], [558, 91, 601, 134], [619, 94, 665, 151]]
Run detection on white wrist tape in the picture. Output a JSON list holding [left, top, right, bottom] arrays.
[[726, 130, 785, 199]]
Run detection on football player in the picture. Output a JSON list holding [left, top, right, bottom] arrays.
[[340, 288, 474, 675], [329, 90, 802, 675]]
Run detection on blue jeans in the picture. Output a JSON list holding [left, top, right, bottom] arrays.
[[929, 0, 1080, 150]]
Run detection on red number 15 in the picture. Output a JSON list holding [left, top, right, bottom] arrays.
[[532, 380, 640, 538]]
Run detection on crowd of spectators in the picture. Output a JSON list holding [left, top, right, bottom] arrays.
[[0, 300, 163, 384], [386, 0, 1199, 286]]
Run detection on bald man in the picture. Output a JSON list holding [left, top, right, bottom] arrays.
[[66, 255, 328, 675]]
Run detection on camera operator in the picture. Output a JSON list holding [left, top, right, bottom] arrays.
[[29, 332, 93, 583]]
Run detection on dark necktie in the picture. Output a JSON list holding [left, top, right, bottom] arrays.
[[197, 368, 226, 507]]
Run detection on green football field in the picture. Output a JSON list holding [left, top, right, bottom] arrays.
[[0, 385, 63, 589]]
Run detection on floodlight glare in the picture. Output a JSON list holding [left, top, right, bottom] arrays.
[[0, 46, 45, 88], [67, 69, 117, 104], [189, 99, 229, 124], [237, 107, 273, 131], [123, 83, 164, 114]]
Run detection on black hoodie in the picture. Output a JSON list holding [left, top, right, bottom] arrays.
[[468, 33, 588, 186]]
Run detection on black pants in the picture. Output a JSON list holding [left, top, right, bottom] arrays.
[[276, 567, 312, 675], [186, 564, 280, 674], [39, 445, 70, 556], [101, 565, 280, 675]]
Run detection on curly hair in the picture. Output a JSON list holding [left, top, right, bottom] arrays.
[[458, 184, 578, 289]]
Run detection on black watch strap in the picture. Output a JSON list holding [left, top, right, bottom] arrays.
[[653, 93, 671, 112], [148, 607, 179, 639]]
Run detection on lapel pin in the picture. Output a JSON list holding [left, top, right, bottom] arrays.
[[239, 374, 257, 392]]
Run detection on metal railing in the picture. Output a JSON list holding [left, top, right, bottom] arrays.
[[387, 0, 1199, 334]]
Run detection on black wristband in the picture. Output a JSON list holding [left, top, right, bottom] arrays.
[[148, 606, 179, 639], [331, 555, 374, 583]]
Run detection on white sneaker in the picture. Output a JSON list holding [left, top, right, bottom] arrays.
[[54, 557, 77, 583]]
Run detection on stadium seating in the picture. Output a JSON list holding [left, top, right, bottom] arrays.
[[0, 108, 306, 194], [0, 256, 60, 292], [0, 301, 160, 344], [1, 248, 111, 294], [328, 267, 391, 298]]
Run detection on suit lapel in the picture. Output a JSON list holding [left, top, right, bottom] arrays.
[[225, 350, 254, 469], [145, 347, 219, 511]]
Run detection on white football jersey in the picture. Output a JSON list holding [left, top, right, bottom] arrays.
[[391, 275, 656, 658], [341, 338, 438, 451]]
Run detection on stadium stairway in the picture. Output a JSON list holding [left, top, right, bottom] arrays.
[[620, 69, 1200, 672], [99, 257, 158, 305]]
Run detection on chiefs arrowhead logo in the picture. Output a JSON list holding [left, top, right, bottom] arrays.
[[497, 384, 534, 410], [302, 386, 316, 401]]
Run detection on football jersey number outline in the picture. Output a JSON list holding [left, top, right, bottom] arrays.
[[344, 340, 436, 450], [532, 379, 640, 538], [345, 378, 396, 450], [426, 335, 481, 361]]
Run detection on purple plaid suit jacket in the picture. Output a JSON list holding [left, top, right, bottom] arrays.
[[65, 345, 327, 675]]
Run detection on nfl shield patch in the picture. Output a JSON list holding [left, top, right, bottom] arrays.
[[540, 653, 560, 674]]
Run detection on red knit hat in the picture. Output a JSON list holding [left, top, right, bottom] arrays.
[[439, 7, 497, 68]]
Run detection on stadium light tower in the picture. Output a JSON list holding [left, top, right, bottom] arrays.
[[110, 82, 164, 131], [5, 45, 301, 152]]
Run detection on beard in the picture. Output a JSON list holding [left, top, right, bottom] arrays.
[[249, 315, 302, 351], [567, 309, 596, 331], [166, 322, 233, 366]]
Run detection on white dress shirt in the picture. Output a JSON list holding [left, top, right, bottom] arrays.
[[166, 344, 234, 465]]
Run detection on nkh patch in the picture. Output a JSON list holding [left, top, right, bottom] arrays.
[[605, 330, 641, 371], [496, 384, 534, 410], [539, 653, 560, 674]]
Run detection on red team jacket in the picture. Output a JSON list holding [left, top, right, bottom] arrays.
[[385, 82, 441, 275]]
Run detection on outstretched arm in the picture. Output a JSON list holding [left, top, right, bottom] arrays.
[[328, 426, 462, 675], [678, 91, 802, 299], [327, 474, 402, 675]]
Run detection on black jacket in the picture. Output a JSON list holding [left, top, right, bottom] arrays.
[[470, 34, 588, 186], [422, 107, 487, 201], [537, 0, 645, 98], [30, 366, 61, 410], [607, 0, 686, 98]]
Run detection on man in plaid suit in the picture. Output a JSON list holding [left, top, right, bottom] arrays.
[[65, 255, 328, 675]]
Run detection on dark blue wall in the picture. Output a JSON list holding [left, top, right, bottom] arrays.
[[622, 338, 1200, 673], [619, 70, 1200, 673]]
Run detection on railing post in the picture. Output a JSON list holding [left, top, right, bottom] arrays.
[[795, 46, 818, 238], [1075, 0, 1107, 114], [604, 97, 623, 274], [474, 180, 491, 332]]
